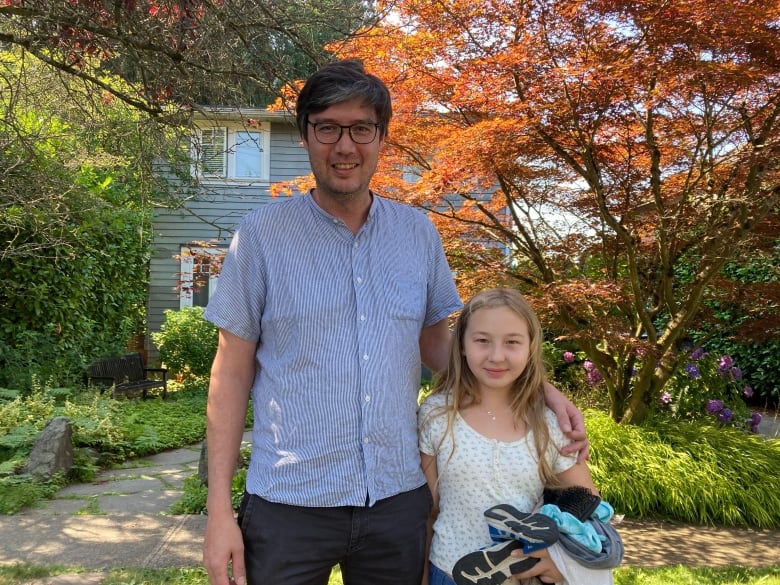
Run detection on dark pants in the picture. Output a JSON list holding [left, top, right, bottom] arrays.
[[237, 485, 433, 585]]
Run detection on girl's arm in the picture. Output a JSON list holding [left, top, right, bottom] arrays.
[[555, 459, 599, 494], [420, 452, 439, 585]]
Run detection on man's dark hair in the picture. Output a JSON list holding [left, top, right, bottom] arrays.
[[295, 59, 392, 139]]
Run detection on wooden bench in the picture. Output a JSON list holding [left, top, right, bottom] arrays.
[[88, 352, 168, 399]]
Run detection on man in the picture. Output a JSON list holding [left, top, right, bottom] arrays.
[[202, 59, 587, 585]]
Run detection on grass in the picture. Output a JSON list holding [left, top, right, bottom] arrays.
[[0, 564, 778, 585]]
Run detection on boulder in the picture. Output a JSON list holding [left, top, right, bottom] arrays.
[[23, 416, 73, 479]]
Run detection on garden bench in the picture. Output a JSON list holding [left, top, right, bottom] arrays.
[[87, 352, 168, 399]]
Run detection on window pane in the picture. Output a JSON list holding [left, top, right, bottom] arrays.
[[234, 131, 262, 177], [201, 128, 226, 176]]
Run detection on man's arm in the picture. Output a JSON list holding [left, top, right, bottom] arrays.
[[202, 329, 256, 585], [544, 382, 589, 462], [419, 318, 453, 373]]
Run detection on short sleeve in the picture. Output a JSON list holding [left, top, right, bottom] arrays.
[[418, 393, 447, 456], [545, 408, 578, 475]]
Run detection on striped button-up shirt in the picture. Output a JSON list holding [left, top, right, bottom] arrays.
[[204, 193, 462, 507]]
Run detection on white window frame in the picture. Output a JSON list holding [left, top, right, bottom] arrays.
[[179, 246, 225, 309], [193, 122, 271, 182]]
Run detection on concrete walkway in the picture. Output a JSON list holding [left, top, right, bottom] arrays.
[[1, 425, 779, 584]]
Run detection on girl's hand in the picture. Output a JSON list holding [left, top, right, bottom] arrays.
[[544, 382, 589, 462], [511, 548, 564, 583]]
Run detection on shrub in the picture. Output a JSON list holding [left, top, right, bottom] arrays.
[[657, 347, 763, 434], [706, 339, 780, 408], [588, 410, 780, 528], [151, 307, 218, 378]]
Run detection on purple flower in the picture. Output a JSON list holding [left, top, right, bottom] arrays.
[[583, 360, 594, 372], [749, 413, 762, 433], [659, 392, 672, 405], [690, 347, 706, 361], [730, 366, 742, 379], [684, 363, 701, 379], [743, 386, 754, 398], [716, 355, 734, 377], [586, 368, 604, 385], [718, 408, 733, 423], [563, 351, 575, 363], [706, 399, 724, 414]]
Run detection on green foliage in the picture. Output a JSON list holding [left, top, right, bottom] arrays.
[[101, 567, 210, 585], [118, 388, 208, 456], [0, 378, 209, 512], [658, 349, 759, 433], [0, 200, 150, 388], [615, 566, 780, 585], [151, 307, 219, 378], [588, 410, 780, 529], [689, 243, 780, 406], [0, 474, 64, 515], [0, 51, 153, 390], [169, 475, 209, 515], [0, 563, 74, 585], [704, 339, 780, 407], [173, 444, 250, 514]]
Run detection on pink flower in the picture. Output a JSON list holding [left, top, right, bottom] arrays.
[[563, 351, 575, 363]]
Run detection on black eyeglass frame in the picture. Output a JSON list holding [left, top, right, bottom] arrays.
[[307, 121, 382, 144]]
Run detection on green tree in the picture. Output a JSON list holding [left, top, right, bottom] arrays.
[[0, 50, 151, 388], [0, 0, 375, 114]]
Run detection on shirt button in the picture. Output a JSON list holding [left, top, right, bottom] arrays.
[[353, 241, 359, 248], [360, 314, 366, 321], [364, 395, 371, 402], [364, 437, 370, 444], [363, 354, 369, 361], [356, 276, 363, 284]]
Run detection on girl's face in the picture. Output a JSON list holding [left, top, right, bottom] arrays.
[[463, 305, 531, 397]]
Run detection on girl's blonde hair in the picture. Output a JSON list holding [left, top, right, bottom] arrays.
[[426, 287, 559, 486]]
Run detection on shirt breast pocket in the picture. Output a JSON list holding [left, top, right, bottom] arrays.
[[383, 270, 426, 322]]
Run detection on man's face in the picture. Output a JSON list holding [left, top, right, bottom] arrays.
[[303, 97, 384, 203]]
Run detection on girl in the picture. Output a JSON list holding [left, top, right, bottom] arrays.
[[418, 288, 617, 585]]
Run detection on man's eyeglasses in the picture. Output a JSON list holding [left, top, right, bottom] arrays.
[[307, 121, 381, 144]]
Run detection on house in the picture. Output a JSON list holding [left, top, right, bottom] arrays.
[[146, 107, 310, 361]]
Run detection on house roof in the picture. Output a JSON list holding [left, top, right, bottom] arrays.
[[191, 106, 293, 123]]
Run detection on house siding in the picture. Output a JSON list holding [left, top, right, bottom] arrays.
[[147, 117, 310, 362]]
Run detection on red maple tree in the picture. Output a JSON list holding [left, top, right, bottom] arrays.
[[329, 0, 780, 423]]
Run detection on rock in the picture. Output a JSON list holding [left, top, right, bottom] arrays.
[[23, 416, 73, 479]]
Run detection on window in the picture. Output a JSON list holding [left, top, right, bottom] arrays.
[[194, 124, 270, 181], [179, 246, 225, 309]]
